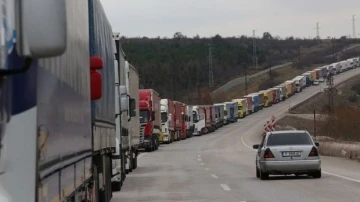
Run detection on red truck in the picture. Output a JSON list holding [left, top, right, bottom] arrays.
[[243, 96, 254, 114], [180, 103, 187, 140], [139, 89, 161, 152], [173, 101, 182, 141]]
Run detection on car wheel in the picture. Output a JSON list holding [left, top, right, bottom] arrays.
[[311, 169, 321, 179], [256, 167, 260, 178], [260, 169, 269, 180]]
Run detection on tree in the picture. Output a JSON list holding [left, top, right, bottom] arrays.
[[262, 32, 273, 40], [173, 32, 186, 39]]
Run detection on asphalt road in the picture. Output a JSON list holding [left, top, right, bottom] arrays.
[[112, 68, 360, 202]]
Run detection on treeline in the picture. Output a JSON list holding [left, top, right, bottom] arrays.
[[121, 32, 360, 103]]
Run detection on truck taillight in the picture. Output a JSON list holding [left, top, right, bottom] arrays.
[[144, 122, 152, 136]]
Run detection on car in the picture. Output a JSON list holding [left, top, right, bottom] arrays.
[[319, 77, 324, 82], [313, 80, 319, 85], [253, 130, 321, 180]]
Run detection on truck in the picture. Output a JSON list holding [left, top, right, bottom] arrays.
[[274, 85, 287, 101], [160, 99, 175, 143], [232, 102, 239, 121], [224, 102, 236, 123], [302, 72, 312, 86], [192, 106, 206, 136], [283, 82, 292, 98], [211, 105, 217, 131], [292, 77, 302, 92], [221, 103, 231, 124], [232, 99, 247, 118], [186, 105, 194, 138], [125, 63, 140, 173], [339, 61, 347, 73], [139, 89, 161, 152], [257, 92, 265, 110], [214, 104, 223, 128], [173, 101, 182, 141], [250, 93, 261, 111], [204, 105, 214, 132], [285, 80, 296, 95], [269, 88, 281, 102], [180, 103, 187, 140], [0, 1, 134, 201], [243, 95, 255, 114]]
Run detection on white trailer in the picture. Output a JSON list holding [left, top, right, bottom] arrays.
[[192, 106, 206, 136], [127, 63, 140, 171]]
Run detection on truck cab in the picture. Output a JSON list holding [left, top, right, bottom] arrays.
[[192, 106, 205, 136], [232, 99, 247, 118], [160, 99, 175, 143]]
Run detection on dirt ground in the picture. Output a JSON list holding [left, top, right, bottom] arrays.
[[276, 115, 360, 161]]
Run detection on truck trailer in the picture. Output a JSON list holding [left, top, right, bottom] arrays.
[[192, 106, 206, 136], [186, 105, 195, 138], [160, 99, 175, 143], [139, 89, 161, 151]]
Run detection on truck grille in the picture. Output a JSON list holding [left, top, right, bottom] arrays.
[[140, 123, 145, 143]]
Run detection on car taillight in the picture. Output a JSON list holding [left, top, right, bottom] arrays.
[[264, 148, 275, 158], [144, 122, 152, 136], [308, 146, 319, 157]]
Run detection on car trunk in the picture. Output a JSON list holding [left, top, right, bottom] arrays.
[[267, 145, 313, 161]]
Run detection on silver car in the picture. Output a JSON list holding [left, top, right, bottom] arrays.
[[253, 130, 321, 180]]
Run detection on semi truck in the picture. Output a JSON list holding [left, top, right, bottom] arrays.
[[160, 99, 175, 143], [173, 101, 182, 141], [232, 102, 239, 121], [224, 102, 236, 123], [139, 89, 161, 151], [186, 105, 194, 138], [211, 105, 217, 131], [243, 96, 254, 114], [0, 0, 135, 201], [192, 106, 206, 136], [205, 105, 213, 132], [180, 103, 187, 140], [232, 99, 247, 118]]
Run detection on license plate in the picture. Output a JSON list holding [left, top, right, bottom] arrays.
[[282, 151, 301, 157]]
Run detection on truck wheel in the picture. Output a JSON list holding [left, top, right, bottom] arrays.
[[132, 151, 138, 169], [128, 150, 133, 173]]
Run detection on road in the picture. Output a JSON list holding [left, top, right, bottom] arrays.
[[112, 68, 360, 202]]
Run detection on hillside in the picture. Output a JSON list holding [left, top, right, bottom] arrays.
[[121, 32, 360, 103]]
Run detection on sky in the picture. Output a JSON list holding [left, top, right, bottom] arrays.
[[101, 0, 360, 39]]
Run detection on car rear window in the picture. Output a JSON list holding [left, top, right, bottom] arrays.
[[266, 132, 312, 146]]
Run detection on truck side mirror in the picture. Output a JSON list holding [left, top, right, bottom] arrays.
[[90, 57, 103, 101], [129, 98, 136, 111], [17, 0, 67, 57], [119, 85, 128, 112], [151, 111, 155, 120]]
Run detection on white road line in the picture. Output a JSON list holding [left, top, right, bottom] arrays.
[[198, 158, 202, 161], [204, 168, 210, 171], [323, 171, 360, 184], [138, 153, 147, 159], [211, 174, 218, 178], [198, 154, 201, 158], [239, 201, 247, 202], [200, 163, 205, 166], [240, 128, 256, 150], [220, 184, 231, 191]]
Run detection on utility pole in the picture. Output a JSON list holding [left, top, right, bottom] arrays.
[[315, 22, 320, 40], [252, 30, 258, 69], [352, 15, 356, 38], [332, 38, 335, 63], [208, 44, 214, 88], [243, 62, 248, 95], [325, 71, 336, 112]]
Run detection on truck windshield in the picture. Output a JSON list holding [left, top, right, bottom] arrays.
[[238, 106, 243, 110], [139, 110, 150, 123], [161, 112, 167, 123]]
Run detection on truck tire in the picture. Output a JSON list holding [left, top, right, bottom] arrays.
[[132, 151, 138, 169]]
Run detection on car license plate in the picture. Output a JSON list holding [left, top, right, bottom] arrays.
[[282, 151, 301, 157]]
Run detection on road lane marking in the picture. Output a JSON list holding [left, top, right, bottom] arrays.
[[204, 168, 210, 171], [211, 174, 218, 178], [198, 158, 201, 161], [138, 153, 147, 158], [220, 184, 231, 191], [198, 154, 201, 158], [200, 163, 205, 166], [323, 171, 360, 184]]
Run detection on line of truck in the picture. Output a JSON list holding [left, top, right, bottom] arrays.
[[1, 1, 359, 201]]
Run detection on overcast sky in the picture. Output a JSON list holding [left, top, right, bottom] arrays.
[[101, 0, 360, 39]]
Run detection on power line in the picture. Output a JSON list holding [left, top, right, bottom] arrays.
[[252, 30, 258, 69], [208, 44, 214, 88], [352, 15, 356, 38]]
